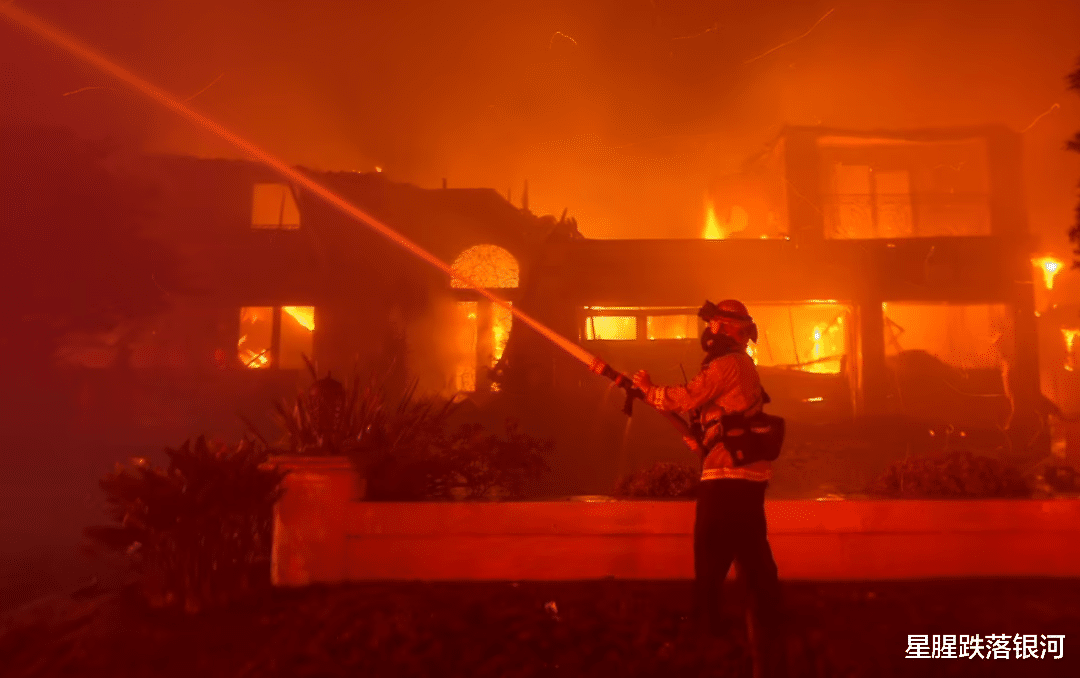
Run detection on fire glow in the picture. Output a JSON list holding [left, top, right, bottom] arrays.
[[1032, 256, 1064, 290], [1062, 328, 1080, 372]]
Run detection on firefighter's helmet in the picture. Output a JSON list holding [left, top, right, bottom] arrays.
[[698, 299, 758, 344]]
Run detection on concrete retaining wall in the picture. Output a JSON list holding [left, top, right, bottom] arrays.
[[268, 458, 1080, 586]]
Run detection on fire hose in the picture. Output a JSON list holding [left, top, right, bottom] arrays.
[[1, 3, 707, 457], [587, 358, 704, 454]]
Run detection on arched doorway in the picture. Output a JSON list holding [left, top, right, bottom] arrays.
[[450, 244, 518, 392]]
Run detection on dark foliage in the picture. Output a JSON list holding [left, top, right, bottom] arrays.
[[615, 462, 700, 499], [866, 450, 1031, 498], [427, 420, 554, 500], [250, 358, 457, 469], [84, 437, 286, 613], [1037, 463, 1080, 493], [259, 363, 552, 500], [366, 418, 553, 501]]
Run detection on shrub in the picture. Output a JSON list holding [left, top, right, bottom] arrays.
[[614, 462, 699, 499], [366, 419, 553, 501], [429, 420, 553, 500], [84, 436, 286, 613], [258, 362, 553, 500], [866, 450, 1031, 498]]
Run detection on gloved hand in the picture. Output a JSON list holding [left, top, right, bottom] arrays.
[[632, 370, 654, 392]]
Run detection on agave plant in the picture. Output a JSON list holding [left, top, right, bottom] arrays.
[[85, 436, 286, 613], [249, 356, 451, 458]]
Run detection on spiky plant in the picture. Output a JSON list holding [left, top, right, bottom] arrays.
[[85, 437, 286, 613]]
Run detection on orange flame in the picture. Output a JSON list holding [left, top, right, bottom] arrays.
[[1032, 256, 1064, 290], [1062, 328, 1080, 371]]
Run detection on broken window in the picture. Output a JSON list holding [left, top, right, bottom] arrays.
[[237, 305, 314, 368], [819, 137, 991, 239], [251, 183, 301, 229], [746, 303, 850, 374], [882, 302, 1009, 369]]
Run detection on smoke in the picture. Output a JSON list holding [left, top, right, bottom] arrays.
[[3, 0, 1078, 242]]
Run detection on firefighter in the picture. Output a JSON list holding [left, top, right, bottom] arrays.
[[632, 299, 784, 667]]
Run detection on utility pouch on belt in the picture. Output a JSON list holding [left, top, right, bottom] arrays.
[[715, 411, 786, 467]]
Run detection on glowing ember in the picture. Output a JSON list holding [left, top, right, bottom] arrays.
[[1032, 256, 1064, 290]]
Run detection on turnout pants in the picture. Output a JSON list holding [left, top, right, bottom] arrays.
[[693, 478, 782, 637]]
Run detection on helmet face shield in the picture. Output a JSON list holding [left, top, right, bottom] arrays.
[[699, 299, 757, 346]]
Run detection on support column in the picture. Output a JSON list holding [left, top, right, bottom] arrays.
[[855, 299, 889, 417]]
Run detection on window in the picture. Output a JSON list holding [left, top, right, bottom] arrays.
[[882, 303, 1009, 369], [745, 303, 850, 374], [238, 305, 314, 368], [819, 137, 991, 239], [450, 244, 519, 289], [585, 315, 638, 341], [251, 183, 300, 229], [449, 245, 519, 392], [582, 307, 699, 342], [646, 314, 698, 340]]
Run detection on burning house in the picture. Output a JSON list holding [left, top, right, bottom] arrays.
[[61, 124, 1051, 495]]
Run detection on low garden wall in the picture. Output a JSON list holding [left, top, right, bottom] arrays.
[[270, 457, 1080, 586]]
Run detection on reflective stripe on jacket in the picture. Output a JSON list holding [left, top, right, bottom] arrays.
[[645, 351, 771, 482]]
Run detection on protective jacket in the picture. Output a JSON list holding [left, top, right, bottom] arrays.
[[644, 351, 770, 482]]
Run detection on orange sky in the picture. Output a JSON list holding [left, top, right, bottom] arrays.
[[3, 0, 1078, 246]]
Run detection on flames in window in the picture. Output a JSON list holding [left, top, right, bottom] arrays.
[[492, 302, 512, 365], [238, 306, 273, 368], [237, 306, 315, 369], [448, 244, 518, 393], [279, 306, 315, 368], [646, 314, 697, 340], [747, 304, 847, 374], [450, 244, 519, 289], [581, 304, 848, 374], [585, 316, 637, 341], [883, 303, 1008, 369]]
